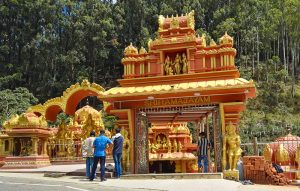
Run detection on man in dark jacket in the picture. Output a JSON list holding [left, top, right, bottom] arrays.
[[112, 128, 124, 178]]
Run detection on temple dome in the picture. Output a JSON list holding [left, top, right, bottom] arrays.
[[124, 43, 138, 56], [219, 32, 233, 45]]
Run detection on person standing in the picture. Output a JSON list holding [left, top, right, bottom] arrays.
[[82, 131, 96, 178], [112, 128, 124, 178], [90, 129, 113, 182], [197, 132, 211, 173]]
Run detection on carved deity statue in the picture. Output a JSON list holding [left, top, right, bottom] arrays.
[[150, 143, 157, 153], [162, 137, 167, 150], [174, 54, 181, 74], [182, 53, 188, 74], [156, 135, 162, 149], [164, 56, 171, 75], [167, 140, 172, 153], [296, 145, 300, 168], [121, 129, 131, 172], [81, 114, 99, 140], [173, 139, 178, 152], [222, 122, 242, 171]]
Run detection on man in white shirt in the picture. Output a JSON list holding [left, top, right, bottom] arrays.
[[82, 131, 96, 178]]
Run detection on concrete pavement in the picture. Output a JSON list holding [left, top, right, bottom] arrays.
[[0, 164, 299, 191]]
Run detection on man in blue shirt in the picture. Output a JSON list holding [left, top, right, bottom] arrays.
[[112, 128, 124, 178], [89, 129, 113, 182]]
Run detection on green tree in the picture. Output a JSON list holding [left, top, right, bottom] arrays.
[[0, 87, 38, 125]]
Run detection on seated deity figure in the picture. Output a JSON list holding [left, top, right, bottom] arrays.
[[182, 53, 188, 74], [174, 54, 181, 74], [222, 122, 243, 171]]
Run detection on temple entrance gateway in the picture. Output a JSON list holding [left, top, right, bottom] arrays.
[[99, 11, 256, 179], [134, 104, 222, 174]]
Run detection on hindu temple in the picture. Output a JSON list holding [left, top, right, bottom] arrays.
[[0, 11, 258, 180]]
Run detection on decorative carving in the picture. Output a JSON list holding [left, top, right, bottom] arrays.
[[170, 17, 179, 29], [158, 15, 165, 32], [187, 10, 195, 30]]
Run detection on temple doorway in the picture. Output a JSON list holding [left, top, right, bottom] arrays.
[[134, 104, 222, 174]]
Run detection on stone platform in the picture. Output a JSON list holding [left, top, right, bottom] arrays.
[[122, 172, 223, 179]]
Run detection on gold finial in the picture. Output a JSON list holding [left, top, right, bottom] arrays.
[[139, 47, 147, 54], [210, 39, 216, 47]]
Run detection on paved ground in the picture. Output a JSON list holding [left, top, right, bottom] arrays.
[[0, 164, 299, 191]]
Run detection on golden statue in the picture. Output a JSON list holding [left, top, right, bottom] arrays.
[[296, 145, 300, 168], [156, 135, 162, 149], [167, 140, 172, 153], [150, 143, 157, 153], [121, 129, 131, 172], [182, 53, 188, 74], [275, 144, 289, 163], [164, 56, 171, 75], [174, 54, 181, 74], [222, 122, 242, 170], [162, 137, 167, 150], [173, 139, 178, 152], [263, 144, 273, 161], [81, 114, 99, 140]]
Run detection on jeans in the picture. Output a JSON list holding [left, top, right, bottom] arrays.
[[90, 156, 106, 180], [113, 153, 122, 177], [198, 155, 209, 172], [86, 157, 96, 178]]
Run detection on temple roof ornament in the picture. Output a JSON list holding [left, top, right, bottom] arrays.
[[157, 10, 195, 32], [3, 112, 47, 129], [170, 17, 180, 29], [219, 32, 233, 46], [124, 43, 138, 56]]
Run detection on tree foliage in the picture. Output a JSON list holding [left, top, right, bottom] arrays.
[[0, 0, 300, 141]]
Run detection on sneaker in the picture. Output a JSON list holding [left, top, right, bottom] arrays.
[[89, 179, 94, 181], [101, 178, 107, 182]]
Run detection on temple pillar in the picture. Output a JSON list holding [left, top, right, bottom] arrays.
[[0, 139, 3, 155], [9, 138, 13, 155], [134, 111, 149, 174], [42, 140, 48, 156], [31, 137, 38, 156], [181, 160, 187, 173], [175, 161, 181, 173]]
